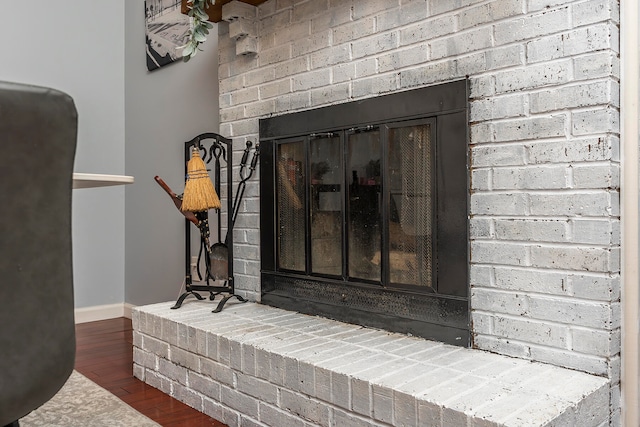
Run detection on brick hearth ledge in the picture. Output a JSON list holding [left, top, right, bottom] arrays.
[[133, 302, 609, 427]]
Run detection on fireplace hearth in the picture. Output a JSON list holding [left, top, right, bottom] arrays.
[[259, 80, 469, 345]]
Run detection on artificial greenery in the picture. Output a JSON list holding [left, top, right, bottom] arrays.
[[182, 0, 215, 62]]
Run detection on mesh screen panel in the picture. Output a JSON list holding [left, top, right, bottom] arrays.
[[389, 124, 433, 287], [310, 136, 343, 275], [277, 142, 305, 271], [347, 130, 381, 281]]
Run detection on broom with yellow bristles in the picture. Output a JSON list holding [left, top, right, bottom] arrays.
[[181, 147, 221, 212]]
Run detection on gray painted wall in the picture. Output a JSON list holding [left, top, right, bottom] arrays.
[[124, 0, 219, 306], [0, 1, 127, 308], [0, 1, 219, 308]]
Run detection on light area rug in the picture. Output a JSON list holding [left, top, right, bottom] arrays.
[[20, 371, 160, 427]]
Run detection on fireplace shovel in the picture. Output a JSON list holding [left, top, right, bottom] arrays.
[[209, 142, 259, 281]]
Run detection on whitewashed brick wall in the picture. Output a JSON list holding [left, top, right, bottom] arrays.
[[218, 0, 620, 423]]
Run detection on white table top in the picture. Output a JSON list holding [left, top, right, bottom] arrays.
[[73, 173, 134, 189]]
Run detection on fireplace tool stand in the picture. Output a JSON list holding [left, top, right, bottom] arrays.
[[168, 133, 257, 312]]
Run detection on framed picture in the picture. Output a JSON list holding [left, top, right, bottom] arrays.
[[145, 0, 190, 71]]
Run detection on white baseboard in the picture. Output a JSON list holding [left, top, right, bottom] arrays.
[[74, 303, 135, 324]]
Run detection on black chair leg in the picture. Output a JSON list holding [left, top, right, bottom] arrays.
[[3, 421, 19, 427]]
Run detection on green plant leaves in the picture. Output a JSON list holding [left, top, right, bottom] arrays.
[[183, 43, 195, 57], [194, 8, 209, 21], [182, 0, 214, 61]]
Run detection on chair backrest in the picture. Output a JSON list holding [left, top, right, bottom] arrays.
[[0, 81, 78, 424]]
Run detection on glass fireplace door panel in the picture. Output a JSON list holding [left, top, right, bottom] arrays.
[[347, 130, 381, 282], [310, 135, 343, 276], [276, 141, 306, 272], [387, 123, 434, 287]]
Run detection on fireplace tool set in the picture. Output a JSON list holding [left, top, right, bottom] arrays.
[[154, 132, 259, 312]]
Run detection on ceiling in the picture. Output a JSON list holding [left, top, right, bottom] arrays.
[[181, 0, 269, 23]]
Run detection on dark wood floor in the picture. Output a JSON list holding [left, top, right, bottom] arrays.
[[75, 317, 227, 427]]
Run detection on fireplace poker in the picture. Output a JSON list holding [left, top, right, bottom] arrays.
[[209, 141, 260, 281]]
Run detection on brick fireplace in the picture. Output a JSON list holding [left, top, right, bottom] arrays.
[[134, 0, 621, 425]]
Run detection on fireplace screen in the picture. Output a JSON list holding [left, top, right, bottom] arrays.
[[260, 80, 469, 345], [310, 134, 342, 276], [276, 141, 305, 271], [387, 123, 433, 287]]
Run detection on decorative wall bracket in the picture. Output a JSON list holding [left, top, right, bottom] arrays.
[[222, 0, 258, 56]]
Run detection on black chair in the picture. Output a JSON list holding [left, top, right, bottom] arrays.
[[0, 82, 78, 426]]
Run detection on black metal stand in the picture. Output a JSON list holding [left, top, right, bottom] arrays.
[[171, 133, 248, 312]]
